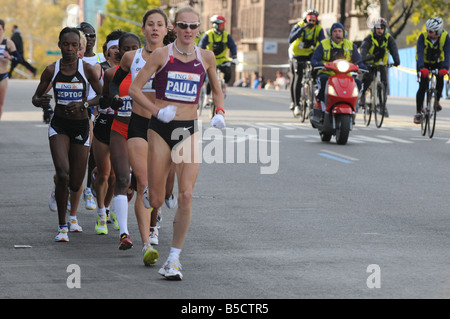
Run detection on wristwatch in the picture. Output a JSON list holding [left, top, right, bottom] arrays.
[[81, 101, 89, 112]]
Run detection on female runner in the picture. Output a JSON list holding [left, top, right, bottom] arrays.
[[109, 9, 174, 265], [0, 19, 18, 119], [129, 6, 225, 280], [92, 29, 125, 235], [32, 27, 102, 242]]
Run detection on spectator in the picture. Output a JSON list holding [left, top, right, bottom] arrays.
[[252, 72, 260, 89], [8, 25, 36, 78], [274, 71, 287, 90], [233, 77, 249, 88], [258, 76, 265, 89], [264, 79, 275, 90]]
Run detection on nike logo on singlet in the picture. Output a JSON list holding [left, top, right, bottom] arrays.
[[183, 126, 193, 131]]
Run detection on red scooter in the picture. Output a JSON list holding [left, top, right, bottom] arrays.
[[310, 59, 360, 145]]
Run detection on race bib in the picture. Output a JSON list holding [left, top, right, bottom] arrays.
[[55, 82, 84, 105], [135, 69, 154, 91], [165, 71, 200, 102], [0, 44, 6, 59], [117, 96, 133, 117]]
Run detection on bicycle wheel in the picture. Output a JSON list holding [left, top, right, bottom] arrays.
[[306, 82, 314, 119], [428, 89, 437, 138], [374, 81, 386, 128], [421, 104, 428, 136], [197, 84, 205, 117], [210, 101, 216, 119], [363, 88, 372, 126], [299, 84, 308, 123]]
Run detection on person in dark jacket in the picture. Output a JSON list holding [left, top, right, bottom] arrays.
[[359, 18, 400, 117], [413, 17, 449, 124], [8, 25, 36, 78]]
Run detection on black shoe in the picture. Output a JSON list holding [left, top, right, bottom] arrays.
[[413, 113, 422, 124]]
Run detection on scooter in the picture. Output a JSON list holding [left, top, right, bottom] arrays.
[[309, 59, 360, 145]]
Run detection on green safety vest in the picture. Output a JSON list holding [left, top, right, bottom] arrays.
[[291, 21, 323, 57], [205, 29, 231, 65], [367, 32, 391, 65], [416, 30, 449, 64], [319, 38, 354, 75]]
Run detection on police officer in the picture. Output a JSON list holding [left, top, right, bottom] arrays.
[[311, 22, 366, 121], [414, 17, 449, 124], [359, 18, 400, 117], [288, 9, 325, 115], [199, 15, 238, 107]]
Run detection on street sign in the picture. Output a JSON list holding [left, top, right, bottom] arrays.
[[46, 51, 61, 55]]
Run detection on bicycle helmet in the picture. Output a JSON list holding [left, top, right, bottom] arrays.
[[373, 18, 387, 29], [303, 9, 319, 20], [426, 17, 443, 35], [210, 15, 226, 24]]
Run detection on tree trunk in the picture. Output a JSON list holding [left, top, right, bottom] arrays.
[[380, 0, 391, 21]]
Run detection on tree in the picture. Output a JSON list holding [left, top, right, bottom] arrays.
[[97, 0, 162, 46], [355, 0, 449, 41], [2, 0, 76, 77]]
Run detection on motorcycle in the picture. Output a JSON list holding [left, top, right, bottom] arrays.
[[309, 59, 361, 145]]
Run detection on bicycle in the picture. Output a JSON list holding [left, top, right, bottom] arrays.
[[420, 68, 440, 138], [297, 61, 315, 123], [197, 80, 206, 117], [209, 61, 230, 119], [362, 63, 392, 128]]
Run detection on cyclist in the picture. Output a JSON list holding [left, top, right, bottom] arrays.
[[199, 14, 238, 107], [359, 17, 400, 117], [414, 17, 449, 124], [288, 9, 325, 116], [311, 22, 366, 121]]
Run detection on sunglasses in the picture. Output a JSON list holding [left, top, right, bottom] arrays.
[[84, 33, 96, 38], [176, 22, 200, 30]]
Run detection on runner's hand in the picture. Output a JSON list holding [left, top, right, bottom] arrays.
[[157, 105, 177, 123], [210, 114, 226, 129]]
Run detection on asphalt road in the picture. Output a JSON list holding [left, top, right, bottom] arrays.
[[2, 79, 450, 302]]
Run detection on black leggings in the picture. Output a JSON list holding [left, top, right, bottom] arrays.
[[206, 64, 232, 95], [289, 56, 310, 106], [416, 62, 445, 112]]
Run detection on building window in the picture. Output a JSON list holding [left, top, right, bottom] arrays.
[[251, 0, 259, 3], [222, 0, 227, 8]]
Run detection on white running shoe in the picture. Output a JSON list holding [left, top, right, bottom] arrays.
[[48, 187, 57, 212], [149, 227, 159, 245], [165, 194, 177, 209], [143, 186, 151, 209], [83, 187, 96, 210], [158, 258, 183, 280], [55, 226, 69, 242], [68, 219, 83, 232], [142, 243, 159, 266]]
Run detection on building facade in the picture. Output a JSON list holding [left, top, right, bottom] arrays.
[[87, 0, 371, 84]]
